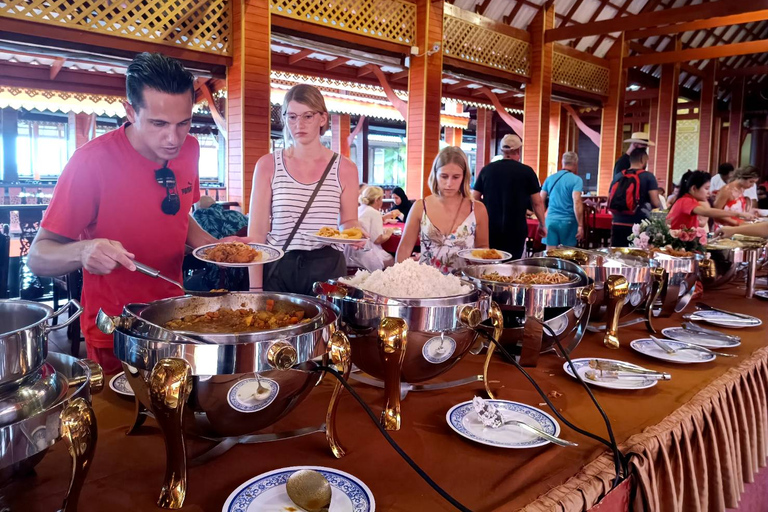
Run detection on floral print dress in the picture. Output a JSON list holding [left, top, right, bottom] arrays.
[[419, 199, 477, 274]]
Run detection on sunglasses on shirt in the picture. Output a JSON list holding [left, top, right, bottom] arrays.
[[155, 164, 181, 215]]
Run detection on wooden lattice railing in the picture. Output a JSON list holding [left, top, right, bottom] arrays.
[[270, 0, 416, 46], [552, 51, 610, 96], [0, 0, 231, 55]]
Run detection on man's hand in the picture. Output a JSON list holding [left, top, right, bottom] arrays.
[[80, 239, 136, 275], [576, 225, 584, 241], [538, 223, 547, 238]]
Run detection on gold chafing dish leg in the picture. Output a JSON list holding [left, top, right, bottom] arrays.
[[60, 397, 98, 512], [644, 267, 667, 333], [378, 317, 408, 431], [122, 363, 152, 435], [149, 358, 192, 510], [483, 302, 503, 399], [603, 275, 629, 349], [326, 329, 351, 458]]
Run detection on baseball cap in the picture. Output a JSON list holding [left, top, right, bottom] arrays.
[[501, 134, 523, 151]]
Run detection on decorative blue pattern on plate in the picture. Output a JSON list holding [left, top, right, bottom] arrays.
[[223, 466, 374, 512], [422, 335, 456, 364], [227, 378, 279, 413], [109, 372, 134, 396], [446, 400, 560, 449]]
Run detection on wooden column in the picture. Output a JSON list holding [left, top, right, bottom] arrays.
[[548, 101, 561, 176], [1, 108, 18, 183], [475, 107, 493, 176], [405, 0, 444, 199], [331, 114, 351, 158], [523, 4, 555, 183], [558, 106, 572, 158], [361, 117, 370, 183], [652, 38, 681, 192], [646, 98, 658, 176], [444, 103, 464, 147], [749, 115, 768, 172], [597, 34, 628, 195], [726, 77, 745, 167], [697, 61, 718, 173], [227, 0, 272, 213]]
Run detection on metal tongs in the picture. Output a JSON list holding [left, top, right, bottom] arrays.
[[587, 359, 671, 380], [682, 322, 741, 342]]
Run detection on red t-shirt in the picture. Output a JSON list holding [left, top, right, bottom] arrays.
[[41, 124, 200, 349], [666, 193, 699, 230]]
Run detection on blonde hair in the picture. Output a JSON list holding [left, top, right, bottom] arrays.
[[734, 165, 759, 181], [281, 84, 330, 144], [428, 146, 471, 197], [359, 185, 384, 206]]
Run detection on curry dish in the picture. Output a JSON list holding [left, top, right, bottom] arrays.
[[316, 226, 364, 239], [471, 249, 504, 260], [483, 271, 572, 285], [203, 242, 261, 264], [165, 300, 307, 333]]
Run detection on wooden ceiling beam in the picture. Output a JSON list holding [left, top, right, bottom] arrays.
[[624, 38, 768, 68], [720, 64, 768, 77], [446, 80, 473, 92], [324, 57, 349, 71], [287, 48, 314, 65], [390, 70, 409, 82], [49, 57, 66, 80], [626, 9, 768, 40], [0, 62, 126, 96], [545, 1, 768, 43], [625, 88, 660, 100], [628, 41, 704, 76], [356, 64, 375, 78]]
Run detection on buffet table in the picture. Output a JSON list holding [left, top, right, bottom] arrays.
[[6, 285, 768, 511]]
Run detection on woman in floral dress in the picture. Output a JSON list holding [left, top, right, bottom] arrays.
[[396, 146, 489, 273]]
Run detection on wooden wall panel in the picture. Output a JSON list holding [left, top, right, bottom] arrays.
[[227, 0, 272, 213], [522, 4, 555, 183], [597, 35, 628, 195]]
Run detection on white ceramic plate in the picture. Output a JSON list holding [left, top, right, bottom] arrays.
[[688, 310, 762, 329], [192, 243, 284, 267], [755, 290, 768, 301], [303, 230, 369, 245], [661, 327, 741, 348], [446, 400, 560, 449], [630, 338, 715, 364], [109, 372, 134, 397], [457, 249, 513, 263], [562, 358, 659, 390], [222, 466, 375, 512]]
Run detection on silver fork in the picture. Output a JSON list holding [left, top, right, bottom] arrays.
[[650, 335, 736, 358]]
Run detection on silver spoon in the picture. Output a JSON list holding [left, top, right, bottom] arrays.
[[286, 469, 332, 512], [134, 261, 229, 297], [650, 335, 736, 358]]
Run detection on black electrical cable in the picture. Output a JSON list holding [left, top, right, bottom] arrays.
[[478, 326, 627, 487], [313, 365, 473, 512]]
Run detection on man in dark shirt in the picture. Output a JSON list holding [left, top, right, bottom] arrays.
[[613, 132, 655, 176], [472, 134, 546, 259], [610, 148, 661, 247]]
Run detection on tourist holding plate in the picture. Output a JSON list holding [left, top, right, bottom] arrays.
[[396, 146, 489, 274], [247, 84, 362, 295]]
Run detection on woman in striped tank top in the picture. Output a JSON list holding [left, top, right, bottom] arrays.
[[248, 84, 361, 295]]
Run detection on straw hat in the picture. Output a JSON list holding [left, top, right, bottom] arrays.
[[624, 132, 655, 146], [501, 133, 523, 150]]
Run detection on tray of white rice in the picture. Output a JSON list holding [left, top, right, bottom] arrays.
[[341, 259, 472, 299]]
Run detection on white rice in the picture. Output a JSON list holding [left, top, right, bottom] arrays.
[[341, 259, 471, 298]]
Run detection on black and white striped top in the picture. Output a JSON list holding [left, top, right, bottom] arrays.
[[267, 149, 342, 252]]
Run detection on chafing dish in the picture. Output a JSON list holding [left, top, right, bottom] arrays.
[[547, 248, 661, 347], [0, 353, 102, 512], [462, 257, 596, 376], [315, 280, 491, 431], [702, 237, 766, 297], [0, 299, 83, 388], [99, 292, 351, 510]]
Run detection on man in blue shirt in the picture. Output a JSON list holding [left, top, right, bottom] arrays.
[[540, 151, 584, 248]]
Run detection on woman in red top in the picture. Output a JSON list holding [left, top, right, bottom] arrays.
[[667, 171, 754, 230]]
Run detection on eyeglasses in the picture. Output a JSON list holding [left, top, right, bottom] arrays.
[[283, 111, 319, 124], [155, 164, 181, 215]]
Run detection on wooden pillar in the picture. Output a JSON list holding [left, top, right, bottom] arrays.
[[475, 107, 493, 176], [331, 114, 350, 158], [523, 4, 555, 183], [405, 0, 444, 199], [227, 0, 272, 213], [558, 106, 571, 158], [444, 103, 463, 146], [361, 117, 370, 183], [652, 38, 681, 192], [749, 115, 768, 172], [548, 101, 561, 177], [1, 108, 18, 182], [597, 34, 628, 195], [646, 99, 658, 176], [727, 77, 745, 167], [697, 61, 718, 173]]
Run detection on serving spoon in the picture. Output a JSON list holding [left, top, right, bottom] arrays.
[[134, 261, 229, 297]]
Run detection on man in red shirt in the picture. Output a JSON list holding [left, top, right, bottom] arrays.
[[28, 53, 235, 373]]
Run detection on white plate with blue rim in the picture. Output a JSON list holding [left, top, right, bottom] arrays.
[[661, 327, 741, 348], [109, 372, 134, 397], [563, 358, 658, 390], [688, 309, 762, 329], [755, 290, 768, 301], [446, 399, 560, 449], [630, 338, 716, 364], [222, 466, 375, 512], [193, 242, 284, 268], [456, 249, 513, 263]]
